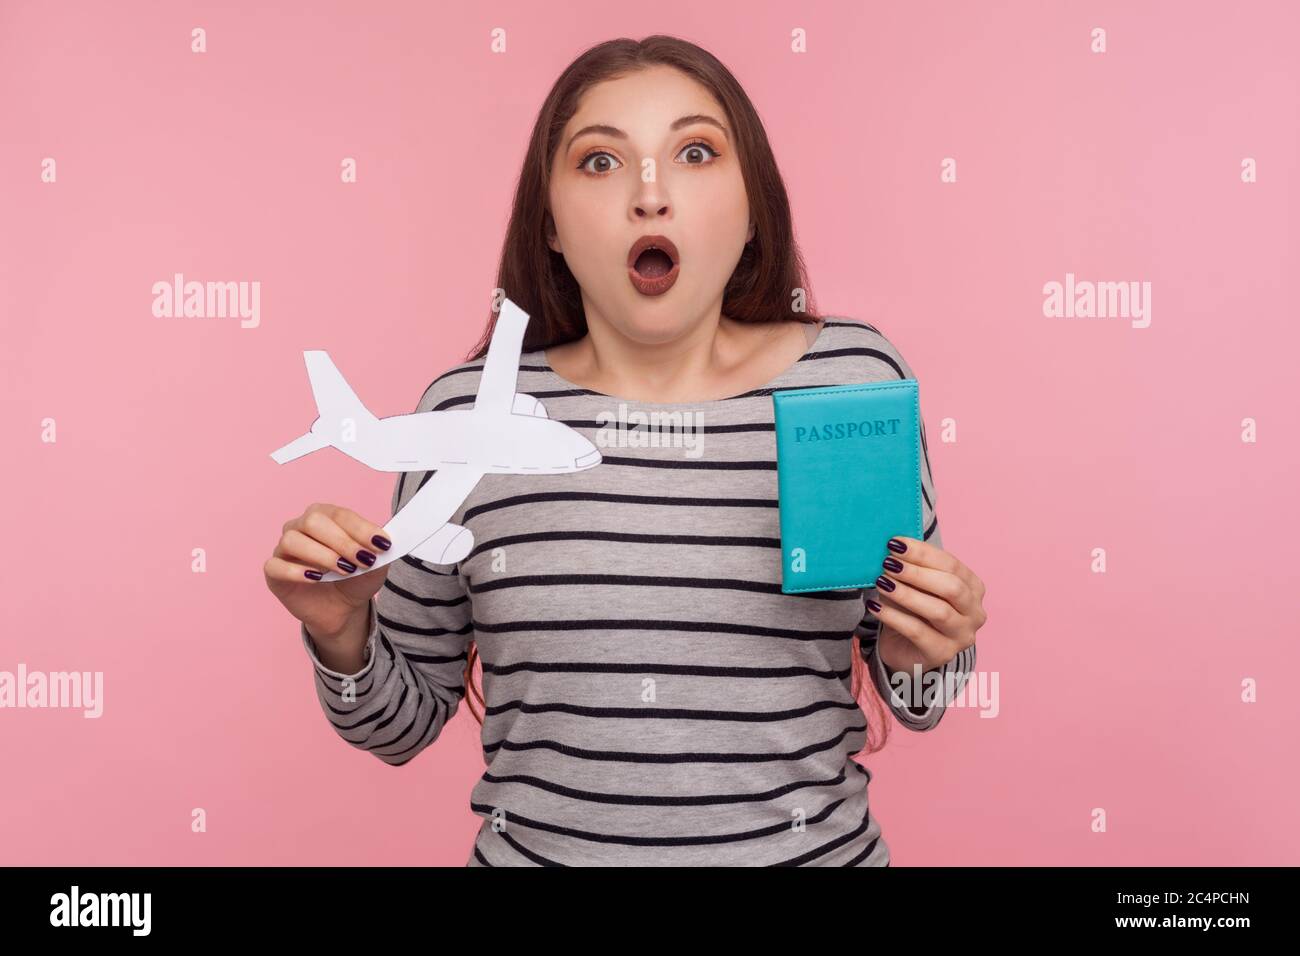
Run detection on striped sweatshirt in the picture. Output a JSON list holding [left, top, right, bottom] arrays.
[[300, 316, 976, 866]]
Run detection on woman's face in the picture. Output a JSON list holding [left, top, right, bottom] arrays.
[[547, 65, 753, 342]]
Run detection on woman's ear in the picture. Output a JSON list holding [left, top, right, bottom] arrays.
[[746, 220, 755, 243], [545, 213, 562, 254]]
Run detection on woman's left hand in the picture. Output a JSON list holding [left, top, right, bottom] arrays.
[[867, 536, 987, 674]]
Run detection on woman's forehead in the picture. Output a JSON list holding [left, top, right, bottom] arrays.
[[567, 70, 722, 135]]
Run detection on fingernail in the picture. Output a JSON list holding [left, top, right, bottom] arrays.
[[372, 535, 392, 551], [356, 549, 377, 567], [337, 558, 357, 573], [866, 599, 882, 612], [304, 569, 323, 581], [875, 575, 896, 592], [887, 538, 907, 554], [883, 556, 904, 573]]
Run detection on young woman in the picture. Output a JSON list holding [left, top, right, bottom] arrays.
[[264, 35, 987, 866]]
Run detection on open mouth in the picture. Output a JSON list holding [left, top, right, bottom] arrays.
[[627, 234, 680, 296]]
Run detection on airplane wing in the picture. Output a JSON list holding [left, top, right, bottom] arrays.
[[474, 297, 530, 414], [317, 465, 485, 581]]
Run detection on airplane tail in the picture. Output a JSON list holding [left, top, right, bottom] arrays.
[[269, 351, 379, 464], [270, 431, 329, 464]]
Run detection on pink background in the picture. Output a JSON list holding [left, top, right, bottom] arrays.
[[2, 0, 1296, 865]]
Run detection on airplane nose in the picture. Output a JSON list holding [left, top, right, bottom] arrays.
[[574, 449, 601, 468]]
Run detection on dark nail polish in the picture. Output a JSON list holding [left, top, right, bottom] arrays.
[[372, 535, 392, 551], [356, 550, 377, 566], [883, 556, 904, 573], [866, 599, 882, 612], [875, 575, 896, 592], [304, 569, 323, 581], [337, 558, 357, 573], [887, 538, 907, 554]]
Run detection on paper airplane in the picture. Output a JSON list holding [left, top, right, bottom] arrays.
[[270, 297, 602, 580]]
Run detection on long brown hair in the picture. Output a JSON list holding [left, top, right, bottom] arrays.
[[454, 35, 893, 754]]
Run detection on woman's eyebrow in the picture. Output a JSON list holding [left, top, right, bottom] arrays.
[[565, 114, 729, 152]]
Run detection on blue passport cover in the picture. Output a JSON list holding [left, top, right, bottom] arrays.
[[772, 379, 923, 593]]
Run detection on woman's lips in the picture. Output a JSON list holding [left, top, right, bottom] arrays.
[[628, 260, 679, 296], [627, 234, 680, 297]]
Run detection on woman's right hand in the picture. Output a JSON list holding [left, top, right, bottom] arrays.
[[263, 502, 394, 640]]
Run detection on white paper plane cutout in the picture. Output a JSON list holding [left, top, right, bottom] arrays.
[[269, 297, 602, 581]]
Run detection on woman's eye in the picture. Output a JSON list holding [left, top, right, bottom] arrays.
[[676, 140, 720, 165], [579, 151, 622, 175], [578, 141, 719, 175]]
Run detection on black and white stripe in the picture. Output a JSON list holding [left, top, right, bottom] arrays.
[[300, 317, 976, 865]]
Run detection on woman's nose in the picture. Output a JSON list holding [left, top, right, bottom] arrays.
[[634, 200, 669, 218], [633, 175, 670, 218]]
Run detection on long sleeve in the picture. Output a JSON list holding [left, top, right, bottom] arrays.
[[854, 334, 975, 731], [300, 384, 476, 766], [858, 613, 976, 732], [301, 554, 472, 765]]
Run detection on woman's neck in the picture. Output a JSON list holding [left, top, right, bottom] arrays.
[[545, 313, 823, 404]]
